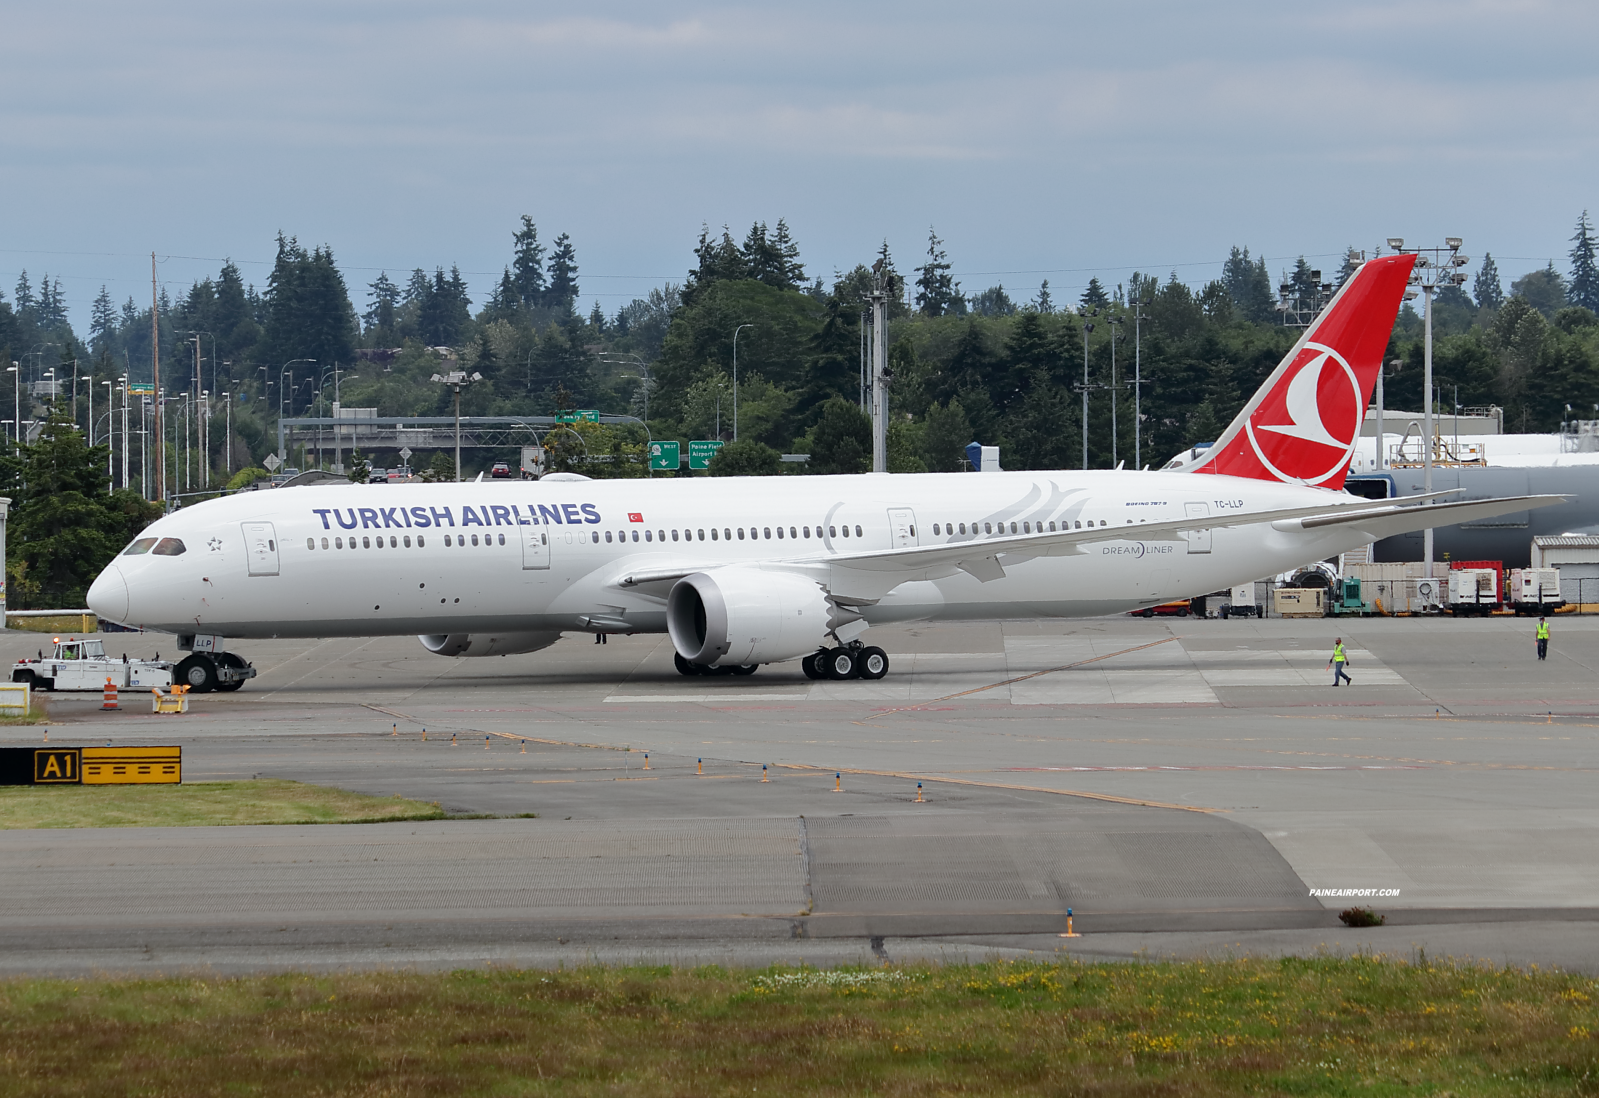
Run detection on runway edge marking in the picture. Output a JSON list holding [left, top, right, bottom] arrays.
[[778, 763, 1216, 814]]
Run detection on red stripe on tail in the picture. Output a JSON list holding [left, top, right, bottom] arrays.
[[1189, 253, 1415, 488]]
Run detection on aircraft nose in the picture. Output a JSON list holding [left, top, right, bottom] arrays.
[[87, 564, 129, 625]]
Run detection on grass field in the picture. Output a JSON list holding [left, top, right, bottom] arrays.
[[3, 957, 1598, 1096], [0, 779, 447, 828]]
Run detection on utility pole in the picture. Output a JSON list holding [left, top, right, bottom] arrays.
[[865, 264, 891, 473], [152, 253, 163, 504], [224, 390, 231, 477], [1130, 297, 1151, 469], [120, 378, 130, 490]]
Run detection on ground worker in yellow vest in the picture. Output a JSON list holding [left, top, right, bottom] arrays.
[[1328, 637, 1352, 686], [1537, 617, 1550, 661]]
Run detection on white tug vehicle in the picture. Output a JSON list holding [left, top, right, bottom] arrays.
[[11, 636, 176, 692]]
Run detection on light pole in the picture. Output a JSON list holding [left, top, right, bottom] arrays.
[[1130, 297, 1151, 469], [1388, 237, 1469, 585], [102, 381, 113, 482], [5, 364, 14, 445], [731, 323, 753, 442], [430, 370, 482, 481], [277, 359, 315, 456], [1079, 313, 1096, 470], [1106, 314, 1123, 468]]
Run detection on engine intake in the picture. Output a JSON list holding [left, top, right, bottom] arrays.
[[418, 632, 562, 658], [666, 568, 844, 666]]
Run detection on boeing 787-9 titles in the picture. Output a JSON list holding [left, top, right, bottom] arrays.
[[85, 252, 1557, 691]]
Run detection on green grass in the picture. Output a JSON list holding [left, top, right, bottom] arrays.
[[0, 779, 447, 828], [3, 957, 1598, 1095]]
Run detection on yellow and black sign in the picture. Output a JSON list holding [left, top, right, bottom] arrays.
[[0, 746, 181, 785], [34, 749, 80, 783], [82, 746, 181, 784]]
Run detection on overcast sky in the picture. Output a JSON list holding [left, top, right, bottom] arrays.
[[5, 0, 1597, 329]]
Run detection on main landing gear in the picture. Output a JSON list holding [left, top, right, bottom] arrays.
[[173, 652, 256, 693], [674, 652, 758, 677], [800, 643, 889, 681]]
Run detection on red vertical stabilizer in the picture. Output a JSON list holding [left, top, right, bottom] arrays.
[[1189, 252, 1416, 488]]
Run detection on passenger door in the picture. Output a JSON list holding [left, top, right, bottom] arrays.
[[241, 522, 280, 576], [521, 525, 550, 570], [887, 507, 919, 549], [1182, 502, 1211, 554]]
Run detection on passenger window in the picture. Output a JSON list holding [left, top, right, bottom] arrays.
[[763, 527, 771, 539], [589, 532, 596, 543], [840, 526, 848, 538], [122, 538, 158, 556], [391, 536, 399, 548], [418, 536, 425, 547], [711, 529, 718, 541], [306, 538, 315, 550], [645, 530, 653, 542], [803, 526, 810, 538], [322, 537, 330, 549], [672, 530, 679, 542], [855, 525, 862, 537], [606, 531, 613, 543], [789, 527, 796, 538], [775, 527, 783, 539], [958, 524, 965, 534], [933, 524, 940, 535], [724, 528, 731, 540], [445, 535, 452, 546], [471, 535, 479, 546], [828, 525, 836, 538], [1101, 520, 1107, 527], [1022, 522, 1030, 533], [152, 538, 186, 556], [698, 529, 705, 540], [737, 528, 745, 540], [362, 537, 371, 548], [501, 534, 508, 545], [1049, 522, 1056, 532], [632, 530, 639, 542], [335, 537, 343, 549], [984, 523, 992, 534]]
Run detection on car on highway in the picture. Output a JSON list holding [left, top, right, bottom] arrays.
[[490, 462, 513, 479]]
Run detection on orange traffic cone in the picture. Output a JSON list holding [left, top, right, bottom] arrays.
[[102, 678, 119, 711]]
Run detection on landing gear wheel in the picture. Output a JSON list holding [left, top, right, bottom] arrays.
[[857, 646, 889, 680], [673, 652, 703, 677], [215, 652, 248, 692], [801, 650, 826, 680], [824, 648, 858, 680], [174, 654, 218, 693], [731, 664, 758, 676], [707, 663, 738, 676]]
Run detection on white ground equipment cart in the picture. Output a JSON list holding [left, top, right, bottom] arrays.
[[12, 637, 173, 692]]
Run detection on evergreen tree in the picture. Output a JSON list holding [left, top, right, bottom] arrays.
[[1336, 247, 1363, 287], [1221, 246, 1274, 322], [970, 285, 1017, 317], [418, 267, 471, 345], [403, 268, 430, 305], [920, 399, 972, 472], [1079, 278, 1109, 309], [743, 222, 785, 287], [1034, 280, 1053, 313], [589, 301, 606, 332], [773, 219, 805, 288], [1288, 257, 1319, 303], [1475, 253, 1504, 311], [546, 233, 579, 311], [13, 272, 33, 317], [38, 275, 68, 328], [914, 227, 958, 317], [807, 397, 871, 474], [511, 215, 546, 307], [89, 287, 116, 354], [1570, 211, 1599, 313], [263, 234, 357, 371], [364, 272, 400, 333], [1512, 263, 1568, 318]]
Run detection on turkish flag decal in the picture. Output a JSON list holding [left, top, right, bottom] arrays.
[[628, 513, 644, 523]]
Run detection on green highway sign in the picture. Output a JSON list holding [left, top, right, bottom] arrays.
[[648, 441, 680, 471], [127, 383, 155, 396], [555, 409, 601, 424], [688, 440, 724, 470], [579, 409, 600, 422]]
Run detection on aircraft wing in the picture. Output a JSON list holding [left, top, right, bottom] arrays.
[[1273, 494, 1566, 540], [614, 492, 1534, 600]]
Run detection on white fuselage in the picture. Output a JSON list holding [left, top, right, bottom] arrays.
[[88, 471, 1370, 640]]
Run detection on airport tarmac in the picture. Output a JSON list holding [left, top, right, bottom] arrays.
[[3, 613, 1599, 974]]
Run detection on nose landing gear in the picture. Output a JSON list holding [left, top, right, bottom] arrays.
[[172, 651, 257, 694]]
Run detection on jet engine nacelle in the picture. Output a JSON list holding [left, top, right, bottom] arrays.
[[666, 568, 843, 666], [418, 631, 562, 658]]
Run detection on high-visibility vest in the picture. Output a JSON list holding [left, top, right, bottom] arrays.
[[1537, 622, 1550, 640], [1333, 643, 1346, 663]]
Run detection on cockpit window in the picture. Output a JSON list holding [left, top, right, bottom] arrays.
[[151, 538, 187, 556], [122, 538, 158, 556]]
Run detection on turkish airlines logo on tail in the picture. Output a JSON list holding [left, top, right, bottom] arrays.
[[1243, 342, 1361, 485]]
